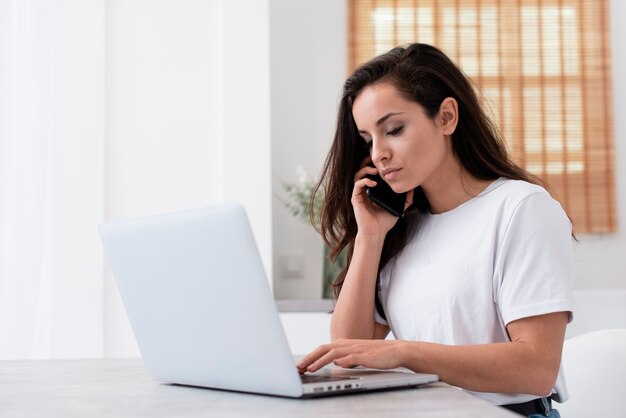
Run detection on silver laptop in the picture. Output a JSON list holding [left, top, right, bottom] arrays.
[[99, 204, 438, 398]]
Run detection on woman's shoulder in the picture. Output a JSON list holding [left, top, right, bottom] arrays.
[[479, 177, 567, 218], [484, 177, 569, 226], [481, 177, 553, 206], [485, 177, 548, 198]]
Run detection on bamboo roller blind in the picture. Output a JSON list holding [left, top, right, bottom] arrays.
[[348, 0, 616, 233]]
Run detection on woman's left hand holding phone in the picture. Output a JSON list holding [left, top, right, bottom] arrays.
[[352, 157, 413, 238]]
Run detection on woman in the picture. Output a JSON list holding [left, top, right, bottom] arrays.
[[297, 43, 572, 417]]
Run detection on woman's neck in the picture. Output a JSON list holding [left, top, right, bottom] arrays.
[[422, 159, 493, 215]]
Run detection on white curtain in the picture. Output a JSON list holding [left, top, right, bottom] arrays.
[[0, 0, 56, 359], [0, 0, 269, 359]]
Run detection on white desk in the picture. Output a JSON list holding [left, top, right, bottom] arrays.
[[0, 359, 517, 417]]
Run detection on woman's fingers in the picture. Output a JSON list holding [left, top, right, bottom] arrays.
[[332, 353, 363, 369], [297, 340, 379, 373], [353, 177, 377, 194], [298, 340, 406, 374], [297, 340, 353, 373], [296, 344, 330, 373], [306, 348, 349, 373], [351, 176, 378, 209], [353, 165, 378, 183]]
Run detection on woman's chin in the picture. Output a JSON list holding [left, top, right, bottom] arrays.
[[391, 182, 416, 194]]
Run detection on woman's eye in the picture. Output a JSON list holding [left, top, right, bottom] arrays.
[[387, 126, 403, 136]]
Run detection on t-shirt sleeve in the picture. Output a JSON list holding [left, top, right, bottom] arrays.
[[494, 191, 574, 326]]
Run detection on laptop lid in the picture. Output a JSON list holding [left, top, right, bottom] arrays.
[[99, 204, 438, 398]]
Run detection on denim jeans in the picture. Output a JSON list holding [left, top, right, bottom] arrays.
[[528, 406, 561, 417]]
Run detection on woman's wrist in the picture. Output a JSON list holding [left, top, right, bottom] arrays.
[[395, 340, 423, 371], [354, 232, 386, 250], [396, 340, 411, 369]]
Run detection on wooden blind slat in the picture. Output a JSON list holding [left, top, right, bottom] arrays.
[[558, 0, 570, 210], [577, 0, 591, 230], [600, 0, 616, 231]]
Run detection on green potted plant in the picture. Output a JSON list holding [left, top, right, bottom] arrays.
[[280, 167, 345, 299]]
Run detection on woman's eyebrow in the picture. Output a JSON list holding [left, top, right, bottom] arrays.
[[375, 112, 404, 126], [358, 112, 404, 135]]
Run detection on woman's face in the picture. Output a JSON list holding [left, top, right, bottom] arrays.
[[352, 82, 456, 193]]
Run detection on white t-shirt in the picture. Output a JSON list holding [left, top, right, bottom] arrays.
[[375, 178, 573, 405]]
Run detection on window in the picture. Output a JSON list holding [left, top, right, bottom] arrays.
[[348, 0, 615, 233]]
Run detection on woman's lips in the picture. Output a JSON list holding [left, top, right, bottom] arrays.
[[382, 168, 401, 180]]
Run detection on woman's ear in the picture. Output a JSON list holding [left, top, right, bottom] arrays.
[[439, 97, 458, 135]]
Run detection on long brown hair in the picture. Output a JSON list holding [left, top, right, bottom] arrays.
[[311, 43, 550, 298]]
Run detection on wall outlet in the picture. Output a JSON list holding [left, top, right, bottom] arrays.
[[279, 253, 305, 279]]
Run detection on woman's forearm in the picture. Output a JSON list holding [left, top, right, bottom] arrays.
[[399, 341, 555, 396], [330, 233, 385, 341], [301, 313, 567, 397], [398, 312, 568, 396]]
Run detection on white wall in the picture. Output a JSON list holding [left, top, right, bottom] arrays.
[[566, 289, 626, 338], [54, 0, 105, 357], [99, 0, 342, 357], [270, 0, 347, 300], [103, 0, 272, 357], [104, 0, 221, 356], [0, 0, 104, 358], [12, 0, 272, 359], [101, 0, 340, 357]]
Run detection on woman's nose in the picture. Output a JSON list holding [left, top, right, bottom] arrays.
[[370, 140, 389, 164]]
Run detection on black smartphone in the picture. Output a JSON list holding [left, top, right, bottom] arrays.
[[365, 172, 407, 217]]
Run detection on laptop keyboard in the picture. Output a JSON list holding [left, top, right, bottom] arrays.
[[300, 374, 359, 384]]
